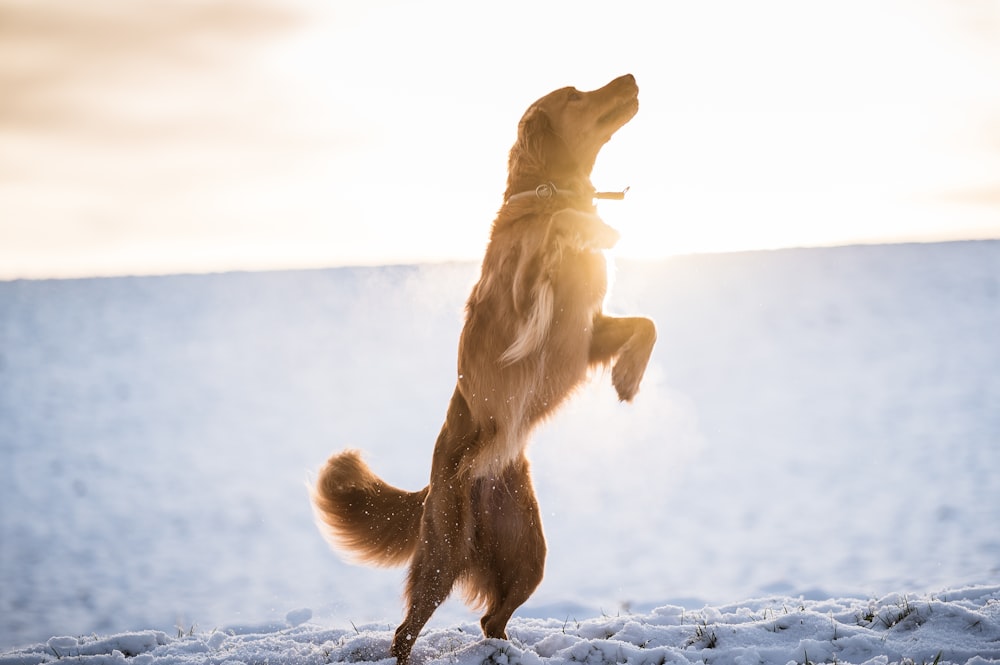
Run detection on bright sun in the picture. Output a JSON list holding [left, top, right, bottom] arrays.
[[1, 1, 996, 279]]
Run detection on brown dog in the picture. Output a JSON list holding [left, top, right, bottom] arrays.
[[312, 74, 655, 664]]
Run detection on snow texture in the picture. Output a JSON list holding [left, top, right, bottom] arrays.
[[2, 240, 999, 662], [1, 586, 998, 664]]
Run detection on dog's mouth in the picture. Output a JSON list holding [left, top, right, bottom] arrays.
[[597, 96, 639, 128], [594, 75, 639, 134]]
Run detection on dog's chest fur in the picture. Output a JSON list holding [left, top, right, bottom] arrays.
[[456, 207, 615, 477]]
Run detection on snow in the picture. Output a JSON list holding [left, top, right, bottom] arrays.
[[2, 240, 999, 663], [2, 587, 999, 664]]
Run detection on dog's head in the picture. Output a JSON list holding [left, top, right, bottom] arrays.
[[506, 74, 639, 199]]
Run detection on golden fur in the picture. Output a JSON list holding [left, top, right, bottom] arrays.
[[312, 74, 656, 664]]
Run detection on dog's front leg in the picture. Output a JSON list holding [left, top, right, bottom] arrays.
[[589, 314, 656, 401]]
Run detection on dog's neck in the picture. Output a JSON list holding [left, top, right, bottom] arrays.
[[504, 181, 628, 209]]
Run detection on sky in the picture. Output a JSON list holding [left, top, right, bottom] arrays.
[[1, 0, 999, 280]]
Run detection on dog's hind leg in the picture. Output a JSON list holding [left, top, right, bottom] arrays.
[[391, 549, 456, 663], [391, 387, 480, 664], [391, 488, 469, 664], [471, 457, 547, 640]]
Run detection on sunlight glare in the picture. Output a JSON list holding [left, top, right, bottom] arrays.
[[0, 0, 997, 279]]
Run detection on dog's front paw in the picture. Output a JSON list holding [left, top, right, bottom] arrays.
[[612, 356, 644, 402], [610, 319, 656, 402]]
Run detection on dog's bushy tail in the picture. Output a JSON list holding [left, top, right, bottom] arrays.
[[311, 450, 428, 567]]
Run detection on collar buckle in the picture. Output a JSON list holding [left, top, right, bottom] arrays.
[[534, 182, 557, 199]]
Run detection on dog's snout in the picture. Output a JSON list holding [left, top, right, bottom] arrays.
[[593, 74, 638, 100], [610, 74, 637, 90]]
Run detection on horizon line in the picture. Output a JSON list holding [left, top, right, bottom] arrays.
[[3, 236, 998, 283]]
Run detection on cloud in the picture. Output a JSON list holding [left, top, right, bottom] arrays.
[[0, 0, 303, 133], [939, 183, 1000, 207]]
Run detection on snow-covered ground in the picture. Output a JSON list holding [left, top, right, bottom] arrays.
[[2, 241, 999, 662], [1, 587, 999, 664]]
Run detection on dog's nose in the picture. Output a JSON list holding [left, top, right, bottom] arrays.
[[610, 73, 638, 94]]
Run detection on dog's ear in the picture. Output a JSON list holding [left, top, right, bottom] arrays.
[[508, 103, 577, 191], [508, 106, 552, 177], [517, 106, 551, 159]]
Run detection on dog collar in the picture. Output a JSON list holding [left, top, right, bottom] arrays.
[[506, 182, 629, 204]]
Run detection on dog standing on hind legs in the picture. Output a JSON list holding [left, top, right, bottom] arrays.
[[311, 73, 656, 664]]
